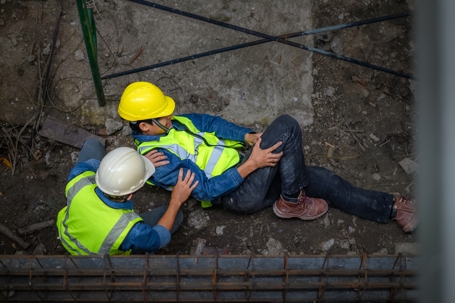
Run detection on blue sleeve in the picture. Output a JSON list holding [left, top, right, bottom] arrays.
[[120, 222, 171, 254], [151, 149, 244, 202], [67, 159, 100, 182], [179, 113, 254, 142]]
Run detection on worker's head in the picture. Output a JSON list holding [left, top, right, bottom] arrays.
[[95, 147, 155, 202], [118, 82, 175, 135]]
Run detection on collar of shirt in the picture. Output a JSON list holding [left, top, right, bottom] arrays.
[[95, 188, 134, 210]]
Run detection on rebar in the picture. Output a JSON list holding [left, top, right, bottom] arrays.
[[76, 0, 106, 106], [0, 254, 417, 302], [121, 0, 413, 79], [102, 12, 411, 80]]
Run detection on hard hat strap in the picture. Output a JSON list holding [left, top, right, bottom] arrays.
[[152, 118, 171, 134]]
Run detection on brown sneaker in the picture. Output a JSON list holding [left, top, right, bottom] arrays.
[[393, 196, 417, 233], [273, 190, 328, 220]]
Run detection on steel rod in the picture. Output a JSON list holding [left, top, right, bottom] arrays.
[[0, 268, 417, 276], [0, 254, 417, 302], [1, 282, 417, 291], [102, 11, 410, 80], [124, 0, 413, 79], [76, 0, 106, 106]]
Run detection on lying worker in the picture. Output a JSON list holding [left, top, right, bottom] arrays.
[[117, 82, 417, 233], [56, 138, 198, 255]]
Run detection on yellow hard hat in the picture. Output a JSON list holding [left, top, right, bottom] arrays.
[[118, 82, 175, 121]]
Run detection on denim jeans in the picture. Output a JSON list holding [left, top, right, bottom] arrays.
[[221, 115, 394, 223], [77, 138, 106, 162]]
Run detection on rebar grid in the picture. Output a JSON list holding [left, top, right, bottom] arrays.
[[0, 254, 417, 302]]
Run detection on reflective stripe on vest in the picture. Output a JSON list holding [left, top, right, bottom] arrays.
[[98, 212, 140, 255], [58, 172, 142, 255], [137, 116, 242, 179], [62, 175, 96, 255]]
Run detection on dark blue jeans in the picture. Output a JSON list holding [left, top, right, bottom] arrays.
[[221, 115, 394, 223]]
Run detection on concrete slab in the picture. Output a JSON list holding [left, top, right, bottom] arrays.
[[65, 0, 314, 127], [40, 116, 105, 148]]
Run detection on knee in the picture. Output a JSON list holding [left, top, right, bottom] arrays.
[[83, 138, 104, 149], [272, 115, 301, 133]]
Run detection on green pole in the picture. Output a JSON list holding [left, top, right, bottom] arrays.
[[76, 0, 106, 106]]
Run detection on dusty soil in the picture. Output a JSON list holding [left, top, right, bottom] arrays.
[[0, 0, 417, 256]]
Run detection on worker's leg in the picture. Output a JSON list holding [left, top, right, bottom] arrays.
[[139, 205, 184, 234], [303, 166, 394, 223], [221, 115, 307, 213], [77, 138, 106, 162]]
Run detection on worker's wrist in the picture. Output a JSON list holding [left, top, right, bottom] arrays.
[[237, 160, 256, 178], [169, 198, 183, 208], [244, 158, 258, 171]]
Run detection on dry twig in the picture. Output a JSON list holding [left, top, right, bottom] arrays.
[[0, 223, 30, 249]]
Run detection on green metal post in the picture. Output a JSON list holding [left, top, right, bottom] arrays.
[[76, 0, 106, 106]]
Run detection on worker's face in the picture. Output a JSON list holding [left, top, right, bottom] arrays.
[[139, 114, 173, 135]]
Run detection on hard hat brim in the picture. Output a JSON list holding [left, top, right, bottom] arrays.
[[160, 96, 176, 117], [141, 154, 156, 181]]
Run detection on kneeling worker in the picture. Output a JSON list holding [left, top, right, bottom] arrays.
[[57, 139, 198, 255]]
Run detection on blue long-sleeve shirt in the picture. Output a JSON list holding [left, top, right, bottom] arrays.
[[67, 160, 171, 254], [132, 113, 254, 203]]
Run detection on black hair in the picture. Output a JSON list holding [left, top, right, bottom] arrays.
[[129, 119, 154, 134], [103, 193, 130, 202]]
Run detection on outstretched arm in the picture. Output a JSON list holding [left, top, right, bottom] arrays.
[[179, 113, 254, 142], [157, 169, 198, 231], [119, 170, 198, 254]]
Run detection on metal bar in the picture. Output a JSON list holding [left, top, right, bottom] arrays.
[[126, 0, 414, 79], [75, 0, 106, 106], [87, 8, 97, 57], [0, 281, 417, 289], [101, 12, 410, 80], [0, 268, 418, 276], [0, 255, 417, 301]]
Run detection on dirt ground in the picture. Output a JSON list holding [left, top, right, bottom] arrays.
[[0, 0, 417, 257]]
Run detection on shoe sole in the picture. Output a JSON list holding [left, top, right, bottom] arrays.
[[273, 202, 329, 221], [403, 219, 418, 233], [404, 225, 417, 233]]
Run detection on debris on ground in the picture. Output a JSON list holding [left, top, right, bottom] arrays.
[[265, 238, 287, 255], [32, 243, 46, 255], [105, 118, 123, 135], [187, 210, 210, 230], [399, 158, 419, 174], [0, 223, 29, 249], [395, 242, 419, 255], [18, 219, 55, 235], [40, 116, 105, 148], [321, 239, 335, 252]]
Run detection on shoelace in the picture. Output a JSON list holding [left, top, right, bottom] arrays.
[[298, 196, 313, 209]]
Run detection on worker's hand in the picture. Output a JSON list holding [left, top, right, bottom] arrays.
[[171, 168, 199, 205], [144, 150, 169, 168], [247, 138, 283, 169], [244, 132, 263, 146]]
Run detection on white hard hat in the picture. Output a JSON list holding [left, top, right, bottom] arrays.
[[95, 147, 155, 196]]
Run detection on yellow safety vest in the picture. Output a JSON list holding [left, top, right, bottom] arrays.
[[136, 115, 244, 208], [56, 171, 143, 255]]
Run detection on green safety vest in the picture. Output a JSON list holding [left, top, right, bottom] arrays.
[[56, 171, 143, 256], [136, 115, 244, 208]]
